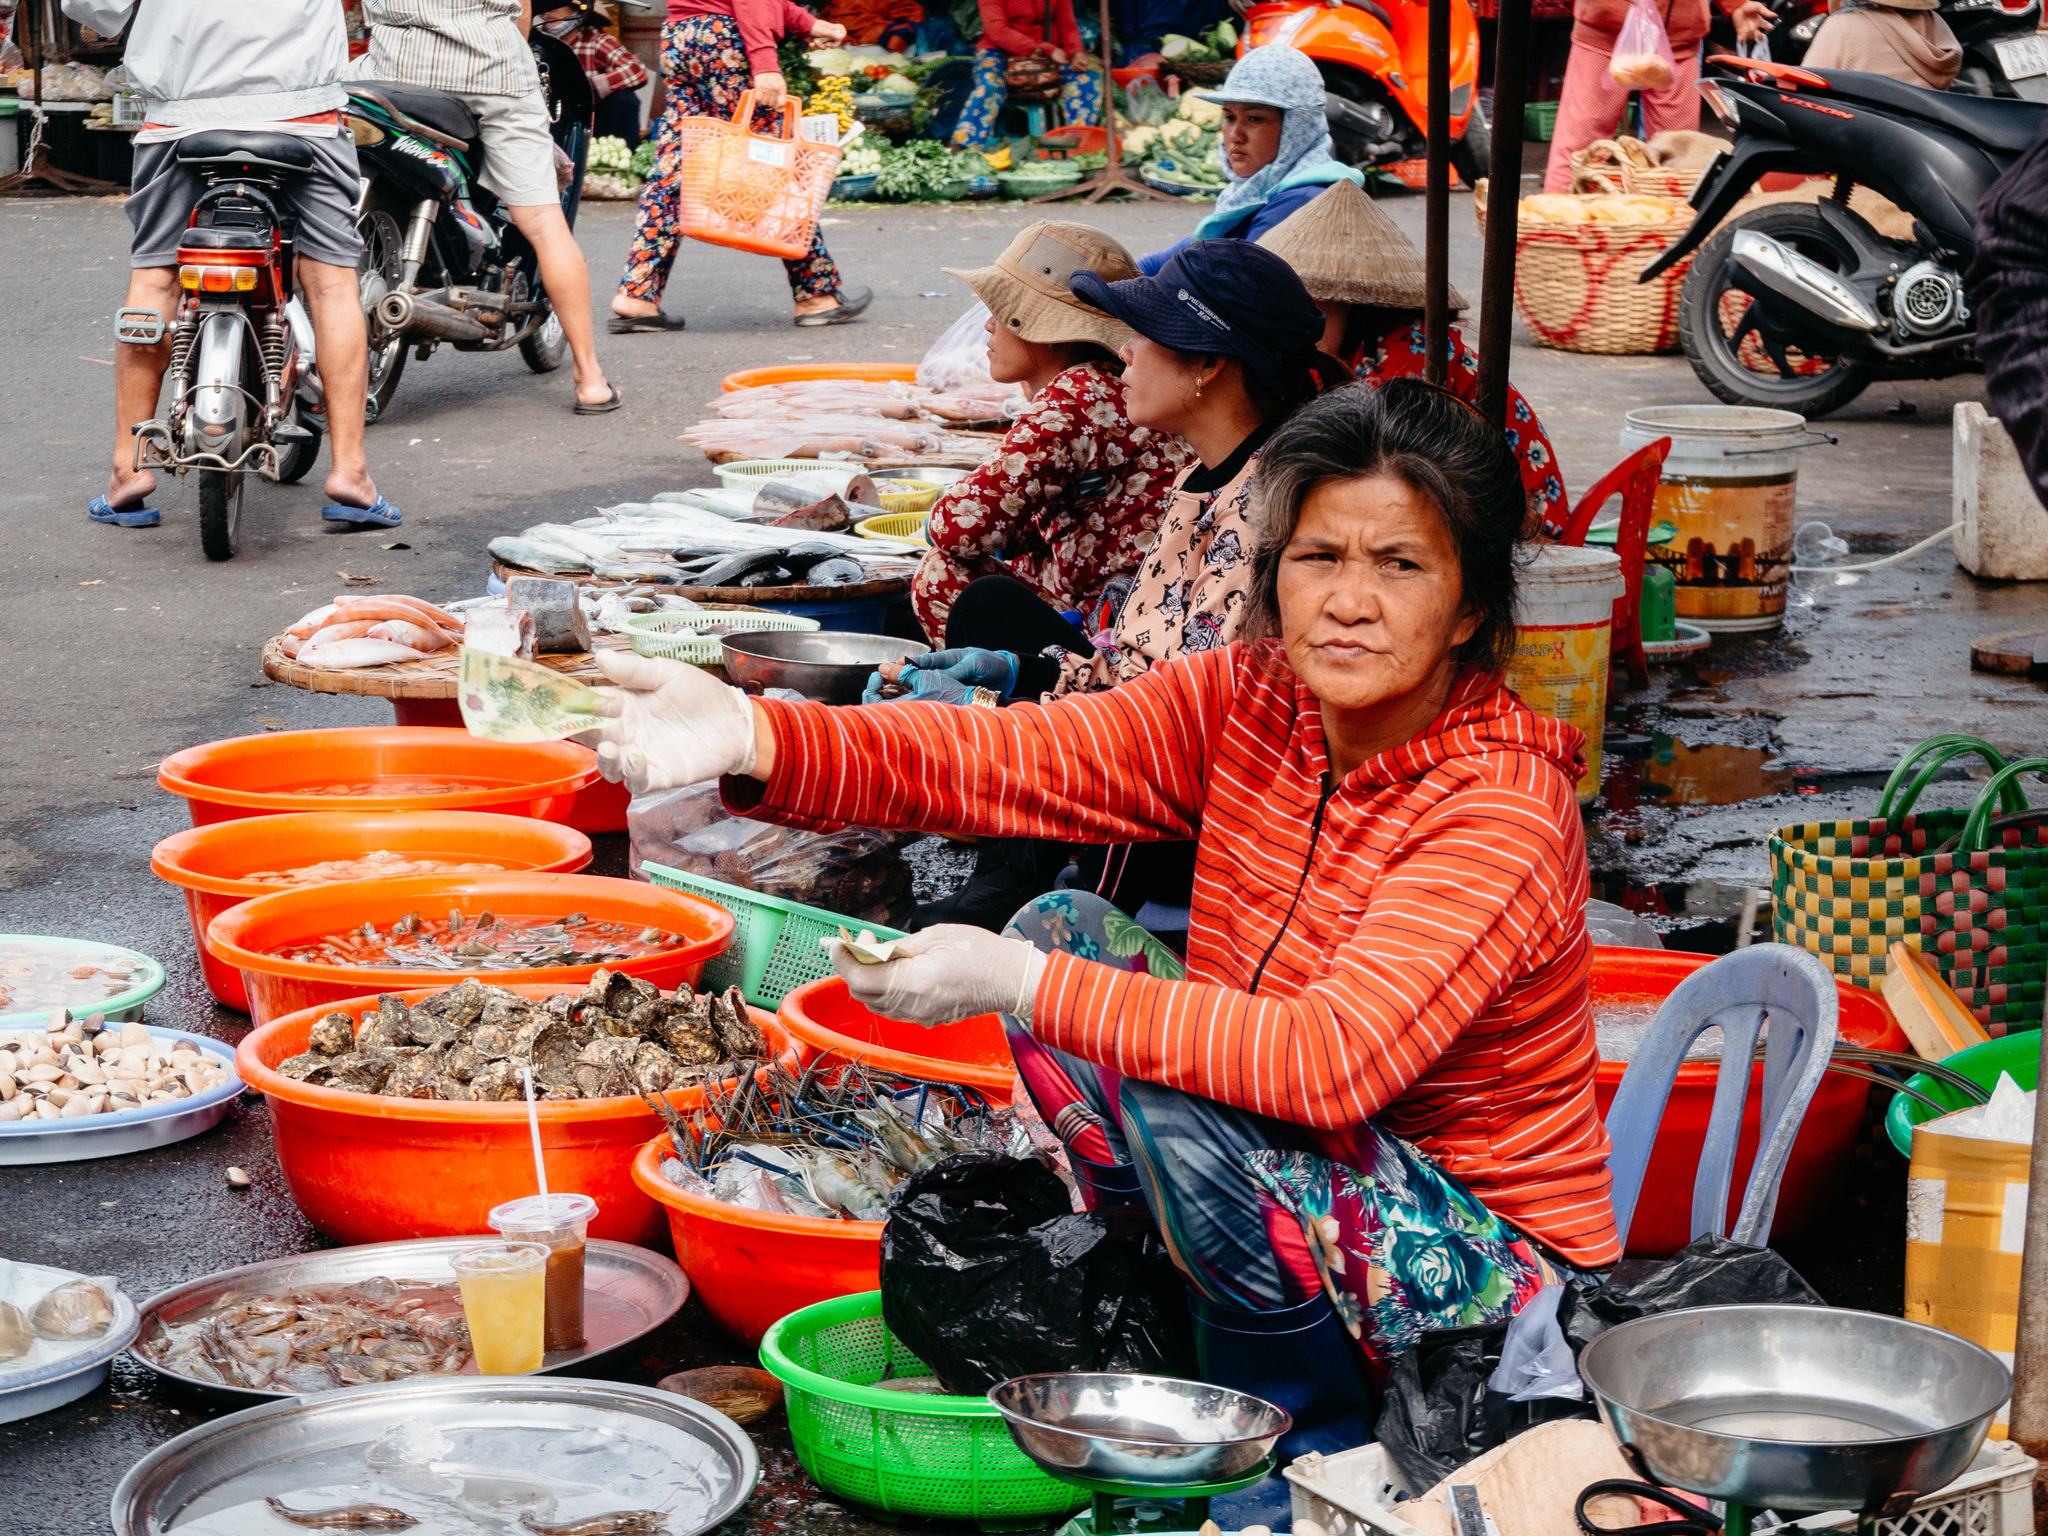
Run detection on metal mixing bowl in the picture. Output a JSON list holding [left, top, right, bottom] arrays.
[[986, 1373, 1290, 1487], [1578, 1305, 2010, 1515], [720, 631, 929, 705]]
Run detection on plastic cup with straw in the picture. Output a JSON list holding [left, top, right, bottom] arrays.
[[483, 1066, 598, 1354]]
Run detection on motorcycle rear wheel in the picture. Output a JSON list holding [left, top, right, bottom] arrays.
[[357, 203, 410, 423], [1678, 203, 1873, 419], [276, 412, 323, 486], [198, 469, 244, 562], [1451, 110, 1491, 187], [519, 308, 568, 374]]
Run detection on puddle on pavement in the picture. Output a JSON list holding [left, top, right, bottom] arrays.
[[1601, 736, 1800, 810]]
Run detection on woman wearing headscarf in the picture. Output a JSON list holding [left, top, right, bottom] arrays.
[[1804, 0, 1960, 89], [1258, 179, 1569, 536], [1137, 44, 1365, 276]]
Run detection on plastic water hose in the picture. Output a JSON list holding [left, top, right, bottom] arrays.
[[1789, 521, 1964, 574]]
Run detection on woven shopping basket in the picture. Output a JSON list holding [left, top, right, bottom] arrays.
[[1474, 180, 1694, 355], [1771, 734, 2048, 1033], [676, 90, 840, 260]]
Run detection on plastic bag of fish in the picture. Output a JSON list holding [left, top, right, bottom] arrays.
[[653, 1060, 1037, 1222], [0, 1262, 124, 1376], [272, 972, 768, 1102]]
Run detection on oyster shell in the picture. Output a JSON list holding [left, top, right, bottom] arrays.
[[623, 998, 671, 1044], [276, 1051, 336, 1084], [30, 1279, 115, 1341], [577, 1035, 642, 1071], [468, 1060, 525, 1101], [419, 977, 486, 1029], [478, 992, 534, 1031], [405, 1002, 465, 1047], [570, 1062, 614, 1098], [632, 1044, 683, 1094], [0, 1300, 31, 1361], [435, 1076, 475, 1103], [355, 999, 416, 1052], [308, 1013, 355, 1056], [716, 987, 766, 1058], [466, 1022, 515, 1060], [441, 1040, 488, 1082], [325, 1051, 401, 1094], [527, 1019, 579, 1077], [661, 1011, 724, 1068], [383, 1047, 442, 1099]]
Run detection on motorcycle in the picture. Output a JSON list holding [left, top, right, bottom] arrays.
[[1231, 0, 1490, 184], [126, 133, 327, 562], [343, 31, 594, 423], [1638, 56, 2046, 416], [1729, 0, 2047, 99]]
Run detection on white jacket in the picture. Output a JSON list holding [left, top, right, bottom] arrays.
[[61, 0, 348, 125]]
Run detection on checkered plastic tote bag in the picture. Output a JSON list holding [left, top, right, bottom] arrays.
[[1770, 734, 2048, 1033], [675, 90, 840, 261]]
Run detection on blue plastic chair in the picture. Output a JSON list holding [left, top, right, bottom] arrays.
[[1603, 943, 1841, 1249]]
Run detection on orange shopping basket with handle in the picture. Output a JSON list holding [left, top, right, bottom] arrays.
[[676, 90, 841, 261]]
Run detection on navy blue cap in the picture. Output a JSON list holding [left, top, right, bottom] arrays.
[[1069, 239, 1327, 387]]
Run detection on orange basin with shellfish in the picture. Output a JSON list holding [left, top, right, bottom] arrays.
[[238, 984, 795, 1247], [206, 873, 735, 1025], [151, 811, 594, 1012]]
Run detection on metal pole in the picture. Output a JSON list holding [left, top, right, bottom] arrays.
[[2004, 1013, 2048, 1526], [1424, 0, 1451, 385], [1474, 0, 1530, 426]]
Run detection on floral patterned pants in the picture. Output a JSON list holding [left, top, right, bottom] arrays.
[[949, 48, 1103, 151], [618, 16, 842, 305], [1003, 889, 1568, 1375]]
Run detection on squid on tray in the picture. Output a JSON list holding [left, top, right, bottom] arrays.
[[280, 594, 464, 670]]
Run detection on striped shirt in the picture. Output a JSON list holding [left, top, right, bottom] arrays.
[[729, 645, 1620, 1266], [361, 0, 539, 97]]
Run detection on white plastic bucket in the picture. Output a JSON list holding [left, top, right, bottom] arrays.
[[1619, 405, 1828, 634], [1507, 545, 1625, 803]]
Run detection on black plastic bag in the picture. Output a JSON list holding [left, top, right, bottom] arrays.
[[879, 1151, 1194, 1396], [1374, 1235, 1825, 1494]]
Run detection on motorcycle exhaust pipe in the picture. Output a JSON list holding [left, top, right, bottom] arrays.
[[375, 290, 490, 344], [1728, 231, 1883, 334]]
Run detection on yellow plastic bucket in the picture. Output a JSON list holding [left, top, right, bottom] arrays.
[[1504, 545, 1625, 803]]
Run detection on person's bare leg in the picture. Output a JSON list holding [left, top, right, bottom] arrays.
[[107, 266, 177, 509], [507, 201, 616, 407], [296, 256, 380, 509]]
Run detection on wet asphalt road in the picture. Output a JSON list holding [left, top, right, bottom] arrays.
[[3, 186, 2044, 1532]]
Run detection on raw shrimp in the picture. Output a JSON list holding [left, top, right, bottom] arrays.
[[520, 1513, 668, 1535]]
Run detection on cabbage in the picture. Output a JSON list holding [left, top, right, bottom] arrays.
[[808, 48, 854, 76], [876, 72, 919, 96]]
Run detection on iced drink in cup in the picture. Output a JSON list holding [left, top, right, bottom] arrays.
[[452, 1242, 548, 1374], [488, 1192, 597, 1353]]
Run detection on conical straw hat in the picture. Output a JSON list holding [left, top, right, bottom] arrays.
[[1257, 180, 1469, 312]]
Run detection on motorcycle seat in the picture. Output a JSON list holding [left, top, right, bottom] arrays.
[[350, 81, 482, 145], [1816, 67, 2046, 154], [174, 131, 317, 176], [177, 227, 269, 250]]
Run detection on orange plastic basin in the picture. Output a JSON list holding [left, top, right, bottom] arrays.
[[150, 812, 594, 1013], [390, 698, 628, 833], [720, 363, 919, 391], [632, 1134, 882, 1344], [158, 728, 600, 827], [208, 873, 736, 1025], [1589, 948, 1905, 1256], [778, 976, 1015, 1101], [239, 986, 793, 1247]]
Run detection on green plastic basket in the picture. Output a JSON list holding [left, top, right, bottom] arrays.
[[641, 861, 904, 1008], [759, 1292, 1089, 1529], [624, 609, 821, 666], [1525, 99, 1559, 141], [713, 458, 818, 488]]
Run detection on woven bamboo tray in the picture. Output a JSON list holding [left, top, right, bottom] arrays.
[[1475, 180, 1695, 356], [260, 634, 630, 700]]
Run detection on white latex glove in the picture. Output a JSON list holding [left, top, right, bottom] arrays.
[[592, 650, 758, 794], [828, 924, 1047, 1027]]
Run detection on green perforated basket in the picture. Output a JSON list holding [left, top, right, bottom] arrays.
[[759, 1291, 1089, 1529], [640, 861, 904, 1008], [624, 609, 821, 666]]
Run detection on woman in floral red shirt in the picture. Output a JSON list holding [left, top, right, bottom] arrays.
[[909, 222, 1191, 644]]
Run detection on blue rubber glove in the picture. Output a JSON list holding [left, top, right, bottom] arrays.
[[861, 646, 1021, 706]]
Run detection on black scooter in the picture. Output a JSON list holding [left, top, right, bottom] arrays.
[[343, 32, 594, 422], [1638, 56, 2046, 416], [1741, 0, 2048, 100]]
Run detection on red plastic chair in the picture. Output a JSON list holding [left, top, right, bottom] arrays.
[[1555, 436, 1672, 690]]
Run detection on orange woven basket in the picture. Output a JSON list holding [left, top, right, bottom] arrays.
[[676, 91, 841, 260]]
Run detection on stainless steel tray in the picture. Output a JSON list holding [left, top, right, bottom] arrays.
[[112, 1376, 758, 1536], [132, 1237, 690, 1401], [0, 1024, 241, 1166]]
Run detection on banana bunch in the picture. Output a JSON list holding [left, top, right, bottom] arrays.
[[806, 75, 856, 135]]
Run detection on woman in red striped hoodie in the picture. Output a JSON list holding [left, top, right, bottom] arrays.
[[590, 378, 1612, 1474]]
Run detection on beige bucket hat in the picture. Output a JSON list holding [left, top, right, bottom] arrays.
[[1257, 180, 1469, 312], [942, 221, 1140, 353]]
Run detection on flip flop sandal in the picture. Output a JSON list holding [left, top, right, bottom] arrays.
[[794, 286, 874, 327], [608, 311, 687, 333], [320, 493, 403, 528], [574, 385, 624, 415], [88, 495, 161, 528]]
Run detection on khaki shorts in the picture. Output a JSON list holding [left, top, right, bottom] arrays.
[[459, 88, 560, 208]]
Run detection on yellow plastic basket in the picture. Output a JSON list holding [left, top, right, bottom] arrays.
[[856, 511, 930, 545], [872, 479, 943, 515]]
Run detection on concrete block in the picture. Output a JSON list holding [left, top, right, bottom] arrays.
[[1953, 401, 2048, 580]]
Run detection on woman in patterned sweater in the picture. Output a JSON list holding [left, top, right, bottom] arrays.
[[588, 379, 1613, 1483]]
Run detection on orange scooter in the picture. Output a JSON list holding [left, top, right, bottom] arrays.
[[1230, 0, 1487, 183]]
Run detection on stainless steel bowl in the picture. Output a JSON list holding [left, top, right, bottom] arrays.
[[112, 1376, 758, 1536], [721, 631, 929, 705], [1578, 1305, 2010, 1515], [987, 1373, 1290, 1488]]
